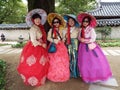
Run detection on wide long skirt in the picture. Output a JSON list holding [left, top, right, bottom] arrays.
[[67, 39, 79, 78], [47, 41, 70, 82], [78, 42, 112, 83], [17, 41, 49, 86]]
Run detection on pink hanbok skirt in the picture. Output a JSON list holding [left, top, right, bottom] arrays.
[[47, 41, 70, 82], [78, 42, 112, 83]]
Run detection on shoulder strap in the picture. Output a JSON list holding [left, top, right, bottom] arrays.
[[51, 27, 62, 40], [56, 30, 62, 40], [51, 28, 54, 39]]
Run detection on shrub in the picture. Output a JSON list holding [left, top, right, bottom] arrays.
[[0, 59, 6, 90], [96, 26, 112, 42], [11, 42, 26, 48], [96, 40, 120, 47]]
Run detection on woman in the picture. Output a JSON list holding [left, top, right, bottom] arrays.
[[47, 13, 70, 82], [63, 14, 79, 78], [17, 9, 49, 86], [77, 13, 112, 83]]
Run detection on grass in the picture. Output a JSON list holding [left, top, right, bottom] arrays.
[[96, 39, 120, 47], [0, 44, 9, 46], [1, 39, 120, 48]]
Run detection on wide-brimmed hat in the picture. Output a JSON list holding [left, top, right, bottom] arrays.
[[77, 12, 97, 27], [26, 9, 47, 27], [63, 14, 79, 27], [47, 13, 66, 27]]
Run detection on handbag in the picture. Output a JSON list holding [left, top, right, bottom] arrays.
[[48, 42, 57, 53], [48, 28, 62, 53], [48, 28, 56, 53]]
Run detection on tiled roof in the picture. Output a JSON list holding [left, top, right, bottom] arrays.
[[0, 23, 29, 29], [88, 2, 120, 17], [97, 18, 120, 27], [88, 2, 120, 26]]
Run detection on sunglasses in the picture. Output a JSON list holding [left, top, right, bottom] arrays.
[[53, 21, 59, 24], [83, 20, 89, 23]]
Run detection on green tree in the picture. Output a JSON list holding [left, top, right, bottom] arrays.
[[0, 0, 27, 24], [96, 26, 112, 42], [55, 0, 96, 15]]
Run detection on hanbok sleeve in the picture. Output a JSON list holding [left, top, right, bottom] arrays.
[[30, 27, 41, 47], [78, 28, 82, 41], [62, 28, 67, 42], [84, 28, 96, 43], [89, 28, 96, 43], [47, 29, 53, 42]]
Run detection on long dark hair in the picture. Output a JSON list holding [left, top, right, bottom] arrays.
[[32, 13, 41, 19]]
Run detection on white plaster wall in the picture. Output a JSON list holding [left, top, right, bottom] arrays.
[[0, 27, 120, 41], [110, 27, 120, 39], [0, 29, 30, 41]]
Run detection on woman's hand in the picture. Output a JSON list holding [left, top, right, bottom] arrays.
[[80, 38, 91, 43], [42, 43, 46, 48], [80, 38, 85, 42], [54, 39, 59, 44]]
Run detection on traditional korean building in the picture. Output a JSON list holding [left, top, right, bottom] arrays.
[[88, 2, 120, 27], [87, 2, 120, 39]]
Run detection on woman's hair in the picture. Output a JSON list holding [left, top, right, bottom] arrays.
[[52, 17, 61, 25], [32, 13, 41, 19], [68, 17, 75, 22]]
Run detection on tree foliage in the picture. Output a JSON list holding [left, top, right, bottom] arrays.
[[96, 26, 112, 42], [0, 0, 27, 24], [55, 0, 96, 15]]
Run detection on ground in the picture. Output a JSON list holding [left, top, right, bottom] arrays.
[[0, 46, 120, 90]]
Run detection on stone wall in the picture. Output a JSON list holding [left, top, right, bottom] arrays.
[[96, 26, 120, 39], [0, 26, 120, 41]]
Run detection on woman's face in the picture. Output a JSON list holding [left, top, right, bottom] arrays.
[[33, 18, 41, 25], [68, 18, 75, 27], [53, 19, 60, 28], [82, 18, 89, 27]]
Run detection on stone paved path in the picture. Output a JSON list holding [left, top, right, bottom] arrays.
[[0, 45, 119, 90], [1, 45, 120, 56]]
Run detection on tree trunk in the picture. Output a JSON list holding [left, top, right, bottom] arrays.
[[27, 0, 55, 32], [28, 0, 55, 13]]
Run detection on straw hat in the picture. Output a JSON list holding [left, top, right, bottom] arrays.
[[47, 13, 66, 27]]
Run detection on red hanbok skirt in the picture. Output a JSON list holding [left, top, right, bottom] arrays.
[[17, 41, 49, 86]]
